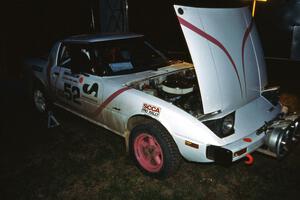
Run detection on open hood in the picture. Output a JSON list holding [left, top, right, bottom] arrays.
[[174, 5, 268, 114]]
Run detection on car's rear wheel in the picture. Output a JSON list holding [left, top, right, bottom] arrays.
[[32, 83, 48, 114], [129, 122, 181, 178]]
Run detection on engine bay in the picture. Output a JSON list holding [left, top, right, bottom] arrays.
[[130, 68, 204, 119]]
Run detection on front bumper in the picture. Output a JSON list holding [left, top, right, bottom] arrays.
[[206, 114, 300, 164], [206, 131, 265, 165]]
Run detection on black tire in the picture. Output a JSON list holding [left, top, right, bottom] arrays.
[[32, 81, 49, 115], [129, 122, 181, 178]]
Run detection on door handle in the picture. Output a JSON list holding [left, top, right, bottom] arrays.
[[112, 107, 121, 111]]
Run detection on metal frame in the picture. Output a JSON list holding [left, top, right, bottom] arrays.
[[99, 0, 129, 32]]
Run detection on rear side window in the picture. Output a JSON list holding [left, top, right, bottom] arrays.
[[58, 43, 95, 74]]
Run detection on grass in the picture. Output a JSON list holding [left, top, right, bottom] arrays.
[[1, 82, 300, 200]]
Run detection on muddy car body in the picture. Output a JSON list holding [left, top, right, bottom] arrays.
[[25, 5, 300, 177]]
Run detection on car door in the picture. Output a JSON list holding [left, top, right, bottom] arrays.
[[54, 43, 83, 112], [55, 41, 127, 134], [47, 42, 61, 93], [73, 42, 129, 134], [55, 43, 105, 117], [79, 73, 103, 117]]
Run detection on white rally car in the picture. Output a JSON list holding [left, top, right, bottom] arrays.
[[25, 5, 300, 178]]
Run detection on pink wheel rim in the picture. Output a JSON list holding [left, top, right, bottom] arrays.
[[134, 133, 164, 172]]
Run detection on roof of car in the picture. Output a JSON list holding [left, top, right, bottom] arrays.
[[63, 33, 144, 44]]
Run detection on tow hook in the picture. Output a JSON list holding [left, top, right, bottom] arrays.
[[245, 154, 254, 165]]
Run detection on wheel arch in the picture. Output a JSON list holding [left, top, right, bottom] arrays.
[[23, 67, 47, 101], [32, 75, 50, 99], [33, 73, 47, 89], [124, 114, 177, 152]]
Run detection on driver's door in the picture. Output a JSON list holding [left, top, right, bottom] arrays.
[[55, 43, 104, 117], [55, 44, 83, 112]]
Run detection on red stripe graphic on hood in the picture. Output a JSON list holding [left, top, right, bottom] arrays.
[[177, 16, 243, 97], [241, 19, 254, 97], [92, 87, 132, 117]]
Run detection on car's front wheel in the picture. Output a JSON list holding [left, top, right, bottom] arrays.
[[129, 122, 181, 178]]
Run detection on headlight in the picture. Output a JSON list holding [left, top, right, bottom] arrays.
[[203, 112, 235, 138], [222, 114, 235, 136]]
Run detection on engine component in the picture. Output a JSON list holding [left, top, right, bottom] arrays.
[[175, 93, 203, 119], [162, 84, 193, 95], [293, 120, 300, 139], [133, 69, 204, 119], [162, 73, 194, 95], [265, 127, 291, 158], [284, 114, 300, 141], [264, 116, 300, 158], [143, 88, 158, 96]]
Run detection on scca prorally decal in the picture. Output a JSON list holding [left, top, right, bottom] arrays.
[[83, 83, 99, 98], [142, 103, 161, 117]]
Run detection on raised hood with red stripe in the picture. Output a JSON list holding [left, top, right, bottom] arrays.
[[174, 5, 267, 114]]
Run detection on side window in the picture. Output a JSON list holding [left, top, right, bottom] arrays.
[[58, 45, 71, 68], [69, 46, 94, 75], [99, 46, 133, 73], [102, 46, 131, 64]]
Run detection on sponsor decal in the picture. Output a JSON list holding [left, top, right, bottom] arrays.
[[141, 103, 161, 117], [63, 83, 81, 105], [83, 83, 98, 98], [79, 76, 84, 84]]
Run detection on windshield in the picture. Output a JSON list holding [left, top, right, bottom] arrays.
[[89, 37, 168, 76]]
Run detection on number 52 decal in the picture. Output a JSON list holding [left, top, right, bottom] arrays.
[[64, 83, 81, 105]]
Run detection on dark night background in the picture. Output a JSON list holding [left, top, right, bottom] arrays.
[[0, 0, 299, 79], [1, 0, 300, 199]]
